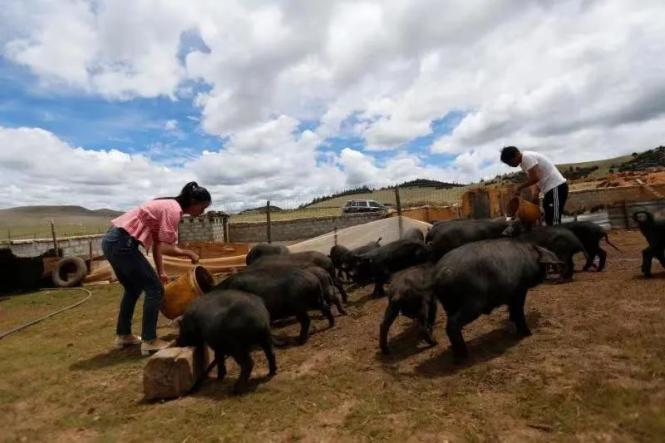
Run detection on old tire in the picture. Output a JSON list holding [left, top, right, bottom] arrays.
[[52, 256, 87, 288]]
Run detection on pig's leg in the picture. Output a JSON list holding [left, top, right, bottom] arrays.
[[260, 335, 277, 376], [642, 247, 654, 277], [445, 303, 481, 359], [296, 312, 311, 345], [418, 300, 438, 347], [379, 302, 400, 354], [508, 290, 531, 337], [231, 351, 254, 395], [213, 349, 227, 381]]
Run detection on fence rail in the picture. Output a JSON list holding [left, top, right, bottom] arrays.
[[608, 200, 665, 229]]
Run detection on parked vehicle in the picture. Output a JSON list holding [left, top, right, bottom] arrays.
[[342, 200, 387, 214]]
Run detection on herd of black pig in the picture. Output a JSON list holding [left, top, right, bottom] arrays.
[[176, 211, 664, 394]]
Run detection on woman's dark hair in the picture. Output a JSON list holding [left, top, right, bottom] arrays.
[[157, 182, 211, 209], [500, 146, 520, 164]]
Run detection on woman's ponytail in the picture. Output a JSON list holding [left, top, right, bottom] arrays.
[[157, 182, 211, 210]]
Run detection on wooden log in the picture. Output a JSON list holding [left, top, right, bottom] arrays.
[[143, 345, 212, 400]]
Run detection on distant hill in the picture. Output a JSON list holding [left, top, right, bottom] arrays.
[[91, 208, 124, 217], [0, 205, 122, 217], [393, 179, 464, 189], [239, 205, 283, 214]]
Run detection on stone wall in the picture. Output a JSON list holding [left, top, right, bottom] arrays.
[[1, 234, 104, 258], [229, 212, 386, 243]]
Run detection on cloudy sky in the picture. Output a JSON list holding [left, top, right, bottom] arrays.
[[1, 0, 664, 211]]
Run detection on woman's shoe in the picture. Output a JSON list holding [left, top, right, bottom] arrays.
[[115, 334, 141, 349], [140, 338, 170, 356]]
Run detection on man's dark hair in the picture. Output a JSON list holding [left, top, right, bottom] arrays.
[[500, 146, 520, 164]]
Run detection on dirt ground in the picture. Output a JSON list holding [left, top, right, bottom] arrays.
[[0, 230, 664, 442]]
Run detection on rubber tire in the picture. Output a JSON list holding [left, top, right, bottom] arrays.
[[51, 256, 87, 288]]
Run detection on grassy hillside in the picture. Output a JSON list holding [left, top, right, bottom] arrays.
[[0, 206, 121, 241], [558, 154, 635, 178]]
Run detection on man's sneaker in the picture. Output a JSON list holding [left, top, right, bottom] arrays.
[[141, 338, 170, 356], [115, 335, 141, 349]]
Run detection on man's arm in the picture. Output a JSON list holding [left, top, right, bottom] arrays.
[[516, 165, 540, 194]]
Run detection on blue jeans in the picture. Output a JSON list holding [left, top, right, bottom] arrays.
[[101, 227, 163, 341]]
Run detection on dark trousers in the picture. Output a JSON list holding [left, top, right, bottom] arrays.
[[543, 182, 569, 226], [101, 227, 163, 341]]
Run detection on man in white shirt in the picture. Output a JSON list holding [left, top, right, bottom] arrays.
[[500, 146, 568, 225]]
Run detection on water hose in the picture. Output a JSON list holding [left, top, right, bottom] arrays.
[[0, 287, 93, 340]]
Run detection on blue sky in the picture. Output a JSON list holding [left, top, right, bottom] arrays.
[[0, 60, 220, 165]]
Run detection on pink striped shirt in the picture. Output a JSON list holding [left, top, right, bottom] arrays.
[[112, 199, 182, 252]]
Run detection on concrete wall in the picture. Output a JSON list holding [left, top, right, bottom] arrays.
[[229, 212, 386, 243], [1, 234, 104, 258]]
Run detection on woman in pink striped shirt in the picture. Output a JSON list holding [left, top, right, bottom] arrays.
[[102, 182, 211, 355]]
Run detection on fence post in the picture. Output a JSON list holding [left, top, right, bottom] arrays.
[[50, 220, 60, 257], [394, 186, 403, 238], [88, 240, 93, 271], [334, 226, 338, 246], [223, 215, 230, 243], [266, 200, 272, 244]]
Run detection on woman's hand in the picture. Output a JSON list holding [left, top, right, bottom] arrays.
[[188, 251, 200, 264], [159, 272, 170, 284]]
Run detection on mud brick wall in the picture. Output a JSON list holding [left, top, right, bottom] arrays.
[[229, 212, 386, 243]]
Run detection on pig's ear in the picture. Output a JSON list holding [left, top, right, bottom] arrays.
[[535, 246, 562, 265]]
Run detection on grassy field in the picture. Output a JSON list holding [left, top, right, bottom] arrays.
[[1, 230, 664, 441], [0, 207, 116, 241]]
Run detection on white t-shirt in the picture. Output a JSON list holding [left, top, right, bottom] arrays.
[[520, 150, 566, 194]]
